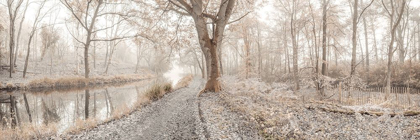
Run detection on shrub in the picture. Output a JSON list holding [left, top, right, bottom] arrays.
[[163, 83, 172, 92], [359, 62, 420, 88], [145, 84, 164, 101]]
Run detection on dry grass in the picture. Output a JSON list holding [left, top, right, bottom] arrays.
[[25, 74, 155, 90], [144, 82, 175, 101], [163, 82, 172, 92], [145, 84, 165, 101], [174, 74, 193, 89], [65, 118, 99, 135], [0, 123, 58, 140], [111, 104, 132, 120]]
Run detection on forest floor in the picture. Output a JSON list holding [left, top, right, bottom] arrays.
[[218, 76, 420, 139], [61, 76, 420, 139]]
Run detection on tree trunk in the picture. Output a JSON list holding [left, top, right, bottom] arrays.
[[321, 0, 328, 96], [23, 33, 35, 78], [372, 21, 378, 62], [203, 42, 221, 92], [14, 1, 29, 66], [291, 9, 300, 91], [135, 45, 141, 73], [202, 53, 206, 78], [386, 0, 406, 100], [93, 42, 96, 69], [350, 0, 358, 76], [418, 23, 420, 61], [257, 23, 262, 77], [204, 50, 211, 79], [9, 19, 15, 78], [362, 5, 369, 83], [243, 26, 250, 79], [397, 27, 405, 63], [218, 46, 223, 75], [84, 43, 90, 78]]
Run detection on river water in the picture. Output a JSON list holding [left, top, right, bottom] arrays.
[[0, 78, 158, 134]]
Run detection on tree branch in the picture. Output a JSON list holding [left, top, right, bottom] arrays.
[[356, 0, 374, 24]]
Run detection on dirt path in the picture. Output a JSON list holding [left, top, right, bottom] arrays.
[[68, 78, 206, 140]]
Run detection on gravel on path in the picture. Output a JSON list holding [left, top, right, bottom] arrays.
[[67, 78, 206, 140]]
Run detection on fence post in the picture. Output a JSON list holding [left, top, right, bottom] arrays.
[[407, 86, 411, 107], [339, 82, 342, 104]]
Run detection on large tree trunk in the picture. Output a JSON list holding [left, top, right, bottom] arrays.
[[204, 50, 211, 79], [218, 46, 223, 75], [203, 42, 221, 92]]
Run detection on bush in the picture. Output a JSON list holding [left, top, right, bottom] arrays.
[[358, 62, 420, 88], [145, 84, 163, 101], [163, 83, 172, 92]]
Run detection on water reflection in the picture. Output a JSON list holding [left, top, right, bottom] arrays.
[[0, 79, 156, 133]]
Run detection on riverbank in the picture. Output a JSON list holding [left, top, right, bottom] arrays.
[[0, 73, 155, 92], [0, 55, 154, 91], [0, 75, 193, 140], [64, 76, 198, 139]]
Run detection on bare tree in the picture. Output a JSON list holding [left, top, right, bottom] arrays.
[[383, 0, 406, 99], [167, 0, 239, 92], [6, 0, 24, 78], [23, 0, 48, 78], [350, 0, 374, 76], [14, 0, 29, 66], [320, 0, 329, 96]]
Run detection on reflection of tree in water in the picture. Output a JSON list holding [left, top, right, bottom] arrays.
[[0, 95, 17, 128], [41, 98, 60, 125], [104, 89, 114, 118]]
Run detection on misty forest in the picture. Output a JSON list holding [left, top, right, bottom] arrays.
[[0, 0, 420, 139]]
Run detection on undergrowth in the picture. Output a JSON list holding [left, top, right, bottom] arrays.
[[174, 74, 193, 89], [145, 82, 173, 101]]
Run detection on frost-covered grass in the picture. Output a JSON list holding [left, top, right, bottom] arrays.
[[218, 76, 420, 139], [0, 74, 155, 91], [0, 123, 58, 140], [174, 74, 193, 89]]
